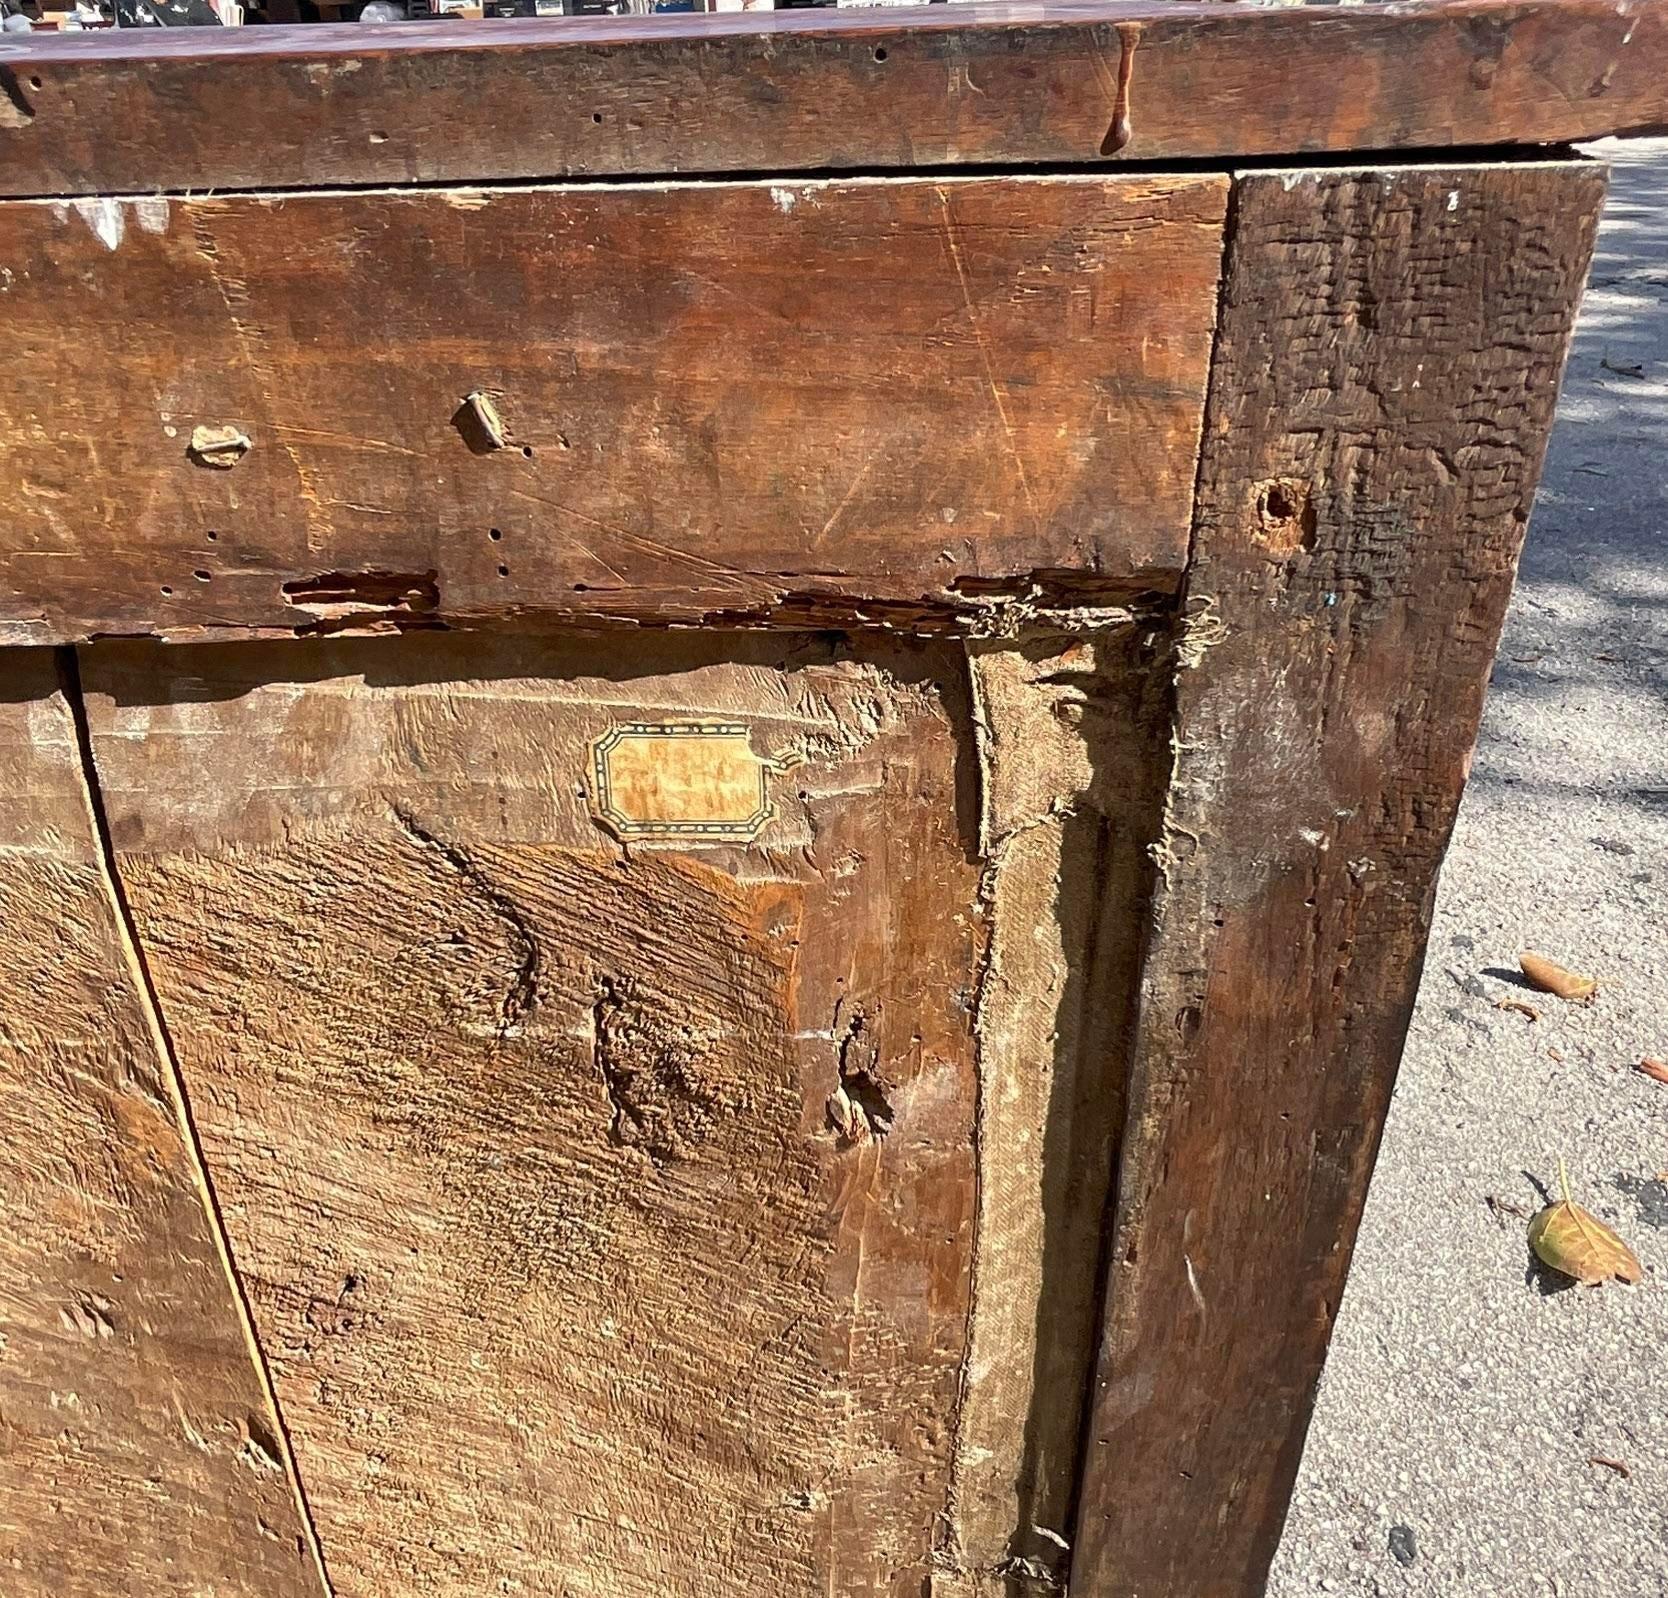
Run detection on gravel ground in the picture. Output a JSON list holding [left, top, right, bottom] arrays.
[[1265, 140, 1668, 1598]]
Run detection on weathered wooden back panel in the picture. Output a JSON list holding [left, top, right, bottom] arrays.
[[51, 615, 1175, 1596], [0, 3, 1638, 1595], [0, 656, 319, 1597], [77, 632, 988, 1597]]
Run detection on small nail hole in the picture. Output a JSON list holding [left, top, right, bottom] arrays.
[[488, 527, 503, 541], [160, 585, 173, 596], [497, 563, 509, 577], [521, 445, 534, 459], [572, 583, 589, 593], [592, 111, 603, 124], [29, 75, 42, 90], [205, 530, 219, 542], [369, 130, 388, 144], [872, 46, 887, 62], [193, 569, 211, 582], [557, 433, 571, 450]]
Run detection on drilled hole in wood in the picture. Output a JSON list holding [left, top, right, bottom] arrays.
[[193, 569, 211, 582], [872, 45, 887, 61], [488, 528, 503, 541], [1263, 482, 1299, 521], [369, 130, 388, 144], [205, 530, 219, 542], [497, 563, 509, 578], [592, 111, 603, 124], [1253, 477, 1318, 555], [29, 75, 42, 90], [521, 445, 535, 459], [160, 585, 173, 596]]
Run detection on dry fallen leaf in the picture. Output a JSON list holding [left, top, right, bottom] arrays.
[[1494, 997, 1541, 1022], [1587, 1455, 1631, 1479], [1520, 951, 1599, 1003], [1637, 1057, 1668, 1085], [1529, 1162, 1642, 1287]]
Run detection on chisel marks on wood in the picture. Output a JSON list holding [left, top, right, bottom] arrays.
[[0, 650, 322, 1598], [78, 628, 984, 1598]]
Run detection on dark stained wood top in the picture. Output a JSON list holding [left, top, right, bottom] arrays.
[[0, 0, 1664, 197]]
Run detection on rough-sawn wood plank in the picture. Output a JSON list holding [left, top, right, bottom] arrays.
[[0, 651, 325, 1598], [1074, 159, 1607, 1598]]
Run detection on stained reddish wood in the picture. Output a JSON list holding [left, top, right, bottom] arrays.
[[1073, 160, 1606, 1598], [0, 174, 1223, 644], [0, 0, 1664, 198], [0, 651, 322, 1598], [77, 630, 996, 1596]]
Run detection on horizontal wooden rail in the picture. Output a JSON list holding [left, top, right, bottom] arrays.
[[0, 0, 1663, 197]]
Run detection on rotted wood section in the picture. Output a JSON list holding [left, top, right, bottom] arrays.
[[0, 173, 1224, 643], [0, 653, 322, 1598], [1074, 160, 1607, 1598], [61, 622, 1166, 1597]]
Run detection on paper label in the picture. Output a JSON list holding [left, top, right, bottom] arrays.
[[591, 722, 784, 841]]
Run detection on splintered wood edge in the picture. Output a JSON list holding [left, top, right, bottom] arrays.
[[0, 0, 1663, 197]]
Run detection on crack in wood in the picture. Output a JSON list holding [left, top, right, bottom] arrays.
[[390, 803, 540, 1036], [58, 643, 337, 1598]]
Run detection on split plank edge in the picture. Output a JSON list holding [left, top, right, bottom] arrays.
[[0, 648, 327, 1598]]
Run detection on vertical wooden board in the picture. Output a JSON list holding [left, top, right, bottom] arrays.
[[945, 626, 1170, 1592], [1074, 161, 1606, 1597], [78, 630, 988, 1598], [0, 652, 321, 1598]]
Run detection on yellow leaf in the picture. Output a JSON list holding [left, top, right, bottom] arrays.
[[1528, 1163, 1642, 1286], [1520, 951, 1598, 1003]]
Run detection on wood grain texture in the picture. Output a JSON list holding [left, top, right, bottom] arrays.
[[1073, 160, 1606, 1598], [945, 626, 1169, 1593], [78, 630, 991, 1598], [0, 174, 1224, 644], [0, 652, 322, 1598], [0, 0, 1663, 197]]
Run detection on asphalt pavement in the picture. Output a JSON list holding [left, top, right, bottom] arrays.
[[1266, 140, 1668, 1598]]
